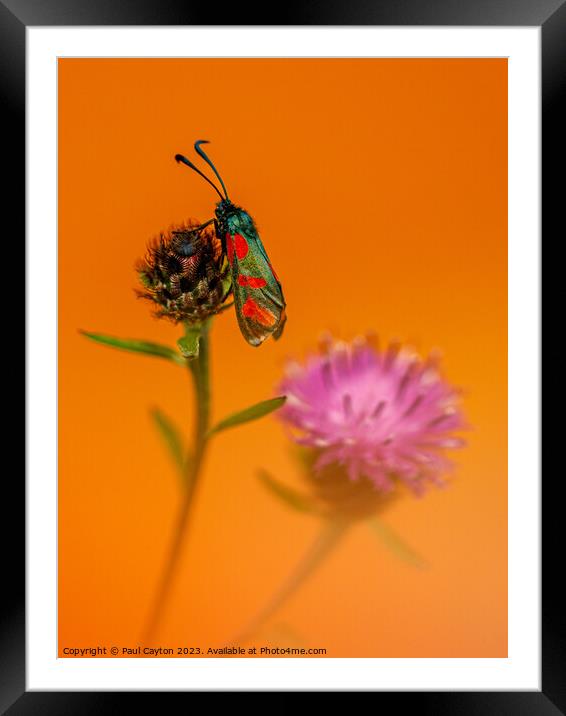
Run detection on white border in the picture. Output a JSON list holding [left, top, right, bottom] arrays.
[[27, 27, 540, 691]]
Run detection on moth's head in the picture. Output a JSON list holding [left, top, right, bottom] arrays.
[[214, 198, 237, 222]]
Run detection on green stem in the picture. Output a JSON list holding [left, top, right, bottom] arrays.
[[229, 518, 350, 646], [142, 322, 211, 644]]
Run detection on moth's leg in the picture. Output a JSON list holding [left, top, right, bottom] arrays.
[[216, 300, 234, 313], [214, 218, 227, 253], [194, 218, 214, 233], [178, 218, 214, 244]]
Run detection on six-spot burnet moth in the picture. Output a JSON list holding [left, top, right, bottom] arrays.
[[175, 141, 287, 347]]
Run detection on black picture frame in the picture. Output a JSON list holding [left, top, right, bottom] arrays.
[[8, 0, 557, 710]]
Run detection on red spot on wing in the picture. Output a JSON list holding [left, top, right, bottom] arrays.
[[226, 233, 234, 265], [234, 233, 249, 259], [238, 275, 267, 288], [242, 297, 276, 327]]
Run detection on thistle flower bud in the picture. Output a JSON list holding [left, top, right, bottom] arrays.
[[136, 220, 231, 324]]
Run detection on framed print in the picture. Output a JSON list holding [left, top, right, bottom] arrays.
[[9, 0, 558, 709]]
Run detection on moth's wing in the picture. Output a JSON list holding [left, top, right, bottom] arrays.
[[226, 228, 286, 346], [253, 233, 287, 341]]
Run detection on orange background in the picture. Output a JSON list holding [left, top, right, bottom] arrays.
[[58, 59, 507, 657]]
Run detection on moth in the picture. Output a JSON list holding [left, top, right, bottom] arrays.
[[175, 140, 287, 347]]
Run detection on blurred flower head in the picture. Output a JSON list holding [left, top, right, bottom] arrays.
[[137, 220, 231, 324], [278, 335, 466, 497]]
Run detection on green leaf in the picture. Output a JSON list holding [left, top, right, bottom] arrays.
[[80, 331, 184, 365], [177, 326, 202, 360], [368, 517, 428, 569], [150, 407, 186, 476], [208, 396, 286, 437], [257, 469, 319, 515]]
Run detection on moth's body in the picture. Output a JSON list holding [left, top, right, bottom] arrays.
[[175, 142, 286, 347], [214, 199, 286, 346]]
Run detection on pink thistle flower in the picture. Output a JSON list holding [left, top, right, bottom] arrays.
[[277, 335, 466, 496]]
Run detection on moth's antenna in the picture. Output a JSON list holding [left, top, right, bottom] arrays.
[[194, 140, 229, 200], [174, 153, 225, 201]]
